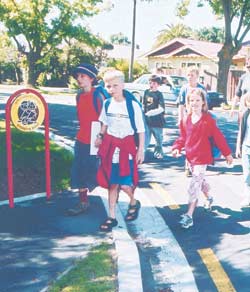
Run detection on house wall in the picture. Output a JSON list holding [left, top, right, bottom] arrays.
[[147, 56, 218, 90]]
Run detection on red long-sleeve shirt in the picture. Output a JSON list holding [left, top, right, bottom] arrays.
[[172, 112, 231, 165]]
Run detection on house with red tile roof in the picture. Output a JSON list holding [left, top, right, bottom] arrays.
[[143, 38, 250, 99]]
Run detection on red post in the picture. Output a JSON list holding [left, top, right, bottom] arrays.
[[5, 88, 51, 207], [5, 101, 14, 208]]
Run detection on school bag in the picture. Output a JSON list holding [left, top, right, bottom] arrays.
[[76, 85, 110, 114], [104, 89, 145, 146], [209, 112, 221, 162]]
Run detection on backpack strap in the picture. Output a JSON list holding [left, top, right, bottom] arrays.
[[93, 86, 109, 114], [104, 90, 141, 133], [104, 98, 112, 114]]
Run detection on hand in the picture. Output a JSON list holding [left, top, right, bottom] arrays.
[[235, 147, 241, 158], [226, 154, 234, 165], [172, 149, 181, 157], [136, 148, 144, 164], [94, 137, 102, 148]]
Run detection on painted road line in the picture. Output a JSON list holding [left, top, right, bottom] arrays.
[[198, 248, 236, 292], [119, 187, 199, 292], [149, 182, 180, 209], [95, 186, 143, 292]]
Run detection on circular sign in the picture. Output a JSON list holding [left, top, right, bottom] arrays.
[[10, 93, 45, 132]]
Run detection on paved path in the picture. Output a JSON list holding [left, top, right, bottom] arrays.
[[0, 86, 250, 292]]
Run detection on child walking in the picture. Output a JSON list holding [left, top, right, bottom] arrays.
[[172, 88, 233, 229], [143, 75, 165, 159], [236, 92, 250, 208], [95, 70, 145, 232]]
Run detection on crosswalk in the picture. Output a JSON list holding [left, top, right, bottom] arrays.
[[96, 181, 240, 292]]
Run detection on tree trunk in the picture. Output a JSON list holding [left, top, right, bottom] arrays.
[[217, 43, 239, 103], [26, 52, 40, 87]]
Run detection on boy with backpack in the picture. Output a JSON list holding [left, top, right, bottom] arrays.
[[95, 70, 145, 232], [67, 63, 107, 216]]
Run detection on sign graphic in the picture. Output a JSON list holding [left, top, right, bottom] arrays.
[[10, 93, 45, 131]]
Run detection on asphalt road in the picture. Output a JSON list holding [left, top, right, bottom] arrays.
[[0, 87, 249, 292]]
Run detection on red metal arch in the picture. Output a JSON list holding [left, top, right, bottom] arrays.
[[5, 88, 51, 207]]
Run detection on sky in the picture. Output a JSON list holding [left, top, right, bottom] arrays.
[[88, 0, 225, 53]]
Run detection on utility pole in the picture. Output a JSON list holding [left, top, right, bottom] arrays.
[[129, 0, 136, 82]]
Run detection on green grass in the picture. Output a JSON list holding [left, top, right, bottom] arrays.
[[0, 121, 73, 195], [48, 243, 117, 292]]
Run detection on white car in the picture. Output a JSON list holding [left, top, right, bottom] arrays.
[[125, 73, 188, 107]]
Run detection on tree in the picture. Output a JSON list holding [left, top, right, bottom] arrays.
[[110, 33, 131, 45], [177, 0, 250, 99], [154, 23, 194, 47], [0, 32, 22, 84], [195, 27, 225, 43], [0, 0, 104, 86]]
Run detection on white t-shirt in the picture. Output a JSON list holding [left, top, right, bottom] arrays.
[[99, 98, 145, 162]]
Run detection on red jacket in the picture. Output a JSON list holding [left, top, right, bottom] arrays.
[[97, 134, 138, 188], [172, 112, 231, 165]]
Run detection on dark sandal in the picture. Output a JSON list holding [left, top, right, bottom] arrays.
[[125, 200, 141, 221], [99, 217, 118, 232]]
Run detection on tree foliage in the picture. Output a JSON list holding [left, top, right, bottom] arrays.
[[0, 0, 105, 86], [177, 0, 250, 97], [195, 27, 225, 43], [154, 23, 194, 47]]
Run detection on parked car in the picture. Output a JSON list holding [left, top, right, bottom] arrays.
[[125, 73, 188, 107], [125, 73, 225, 110], [206, 91, 226, 110]]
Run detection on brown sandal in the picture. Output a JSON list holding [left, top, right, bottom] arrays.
[[125, 200, 141, 221], [100, 217, 118, 232]]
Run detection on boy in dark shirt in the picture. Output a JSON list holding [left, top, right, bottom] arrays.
[[143, 75, 165, 159]]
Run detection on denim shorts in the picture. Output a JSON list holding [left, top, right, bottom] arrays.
[[110, 160, 134, 186], [70, 140, 98, 190]]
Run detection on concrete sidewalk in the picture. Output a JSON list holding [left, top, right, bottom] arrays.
[[0, 192, 108, 292]]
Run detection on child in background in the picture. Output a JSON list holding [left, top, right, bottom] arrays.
[[177, 67, 206, 176], [143, 75, 165, 159], [172, 88, 233, 229], [236, 92, 250, 208], [95, 70, 145, 232]]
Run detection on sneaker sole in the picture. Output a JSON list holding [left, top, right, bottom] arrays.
[[181, 222, 193, 229]]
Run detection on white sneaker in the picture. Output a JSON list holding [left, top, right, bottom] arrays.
[[179, 214, 193, 228]]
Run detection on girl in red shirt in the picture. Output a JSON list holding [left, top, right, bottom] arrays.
[[172, 88, 233, 229]]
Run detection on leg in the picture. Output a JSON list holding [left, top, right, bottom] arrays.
[[180, 165, 207, 228], [120, 185, 141, 221], [108, 184, 120, 219], [100, 184, 119, 232], [201, 178, 213, 210], [241, 149, 250, 207], [151, 127, 164, 159], [144, 124, 152, 151], [68, 142, 94, 215], [187, 165, 207, 217]]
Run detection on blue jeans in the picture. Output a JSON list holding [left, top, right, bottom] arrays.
[[145, 123, 163, 153], [70, 140, 98, 191]]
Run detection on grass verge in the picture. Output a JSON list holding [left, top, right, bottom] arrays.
[[0, 120, 73, 198], [48, 242, 117, 292]]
